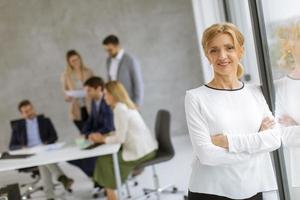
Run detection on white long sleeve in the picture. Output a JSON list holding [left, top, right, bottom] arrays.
[[185, 84, 278, 198], [227, 126, 300, 154], [105, 103, 158, 161], [226, 85, 282, 153], [274, 76, 300, 187], [226, 85, 300, 154], [185, 92, 252, 166], [105, 105, 129, 144], [227, 129, 281, 154], [281, 126, 300, 147]]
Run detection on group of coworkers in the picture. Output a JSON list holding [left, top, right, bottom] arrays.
[[8, 21, 300, 200], [8, 35, 158, 200]]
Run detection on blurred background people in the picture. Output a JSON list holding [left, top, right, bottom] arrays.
[[89, 81, 157, 200], [102, 35, 144, 107], [68, 76, 115, 198], [61, 50, 94, 133], [9, 100, 73, 200], [275, 21, 300, 191], [82, 76, 114, 136]]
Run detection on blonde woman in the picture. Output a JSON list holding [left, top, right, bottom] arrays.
[[88, 81, 157, 200], [61, 50, 93, 132], [275, 21, 300, 194], [185, 23, 290, 200]]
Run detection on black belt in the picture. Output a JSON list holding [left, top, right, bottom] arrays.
[[188, 191, 263, 200]]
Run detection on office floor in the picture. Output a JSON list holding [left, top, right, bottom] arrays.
[[0, 135, 192, 200]]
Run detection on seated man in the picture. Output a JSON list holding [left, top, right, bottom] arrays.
[[69, 76, 114, 196], [9, 100, 74, 200], [82, 76, 114, 136]]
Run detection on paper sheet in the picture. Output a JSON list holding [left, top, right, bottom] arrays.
[[9, 142, 65, 155], [65, 90, 86, 98]]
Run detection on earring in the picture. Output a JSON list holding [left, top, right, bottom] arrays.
[[286, 50, 294, 64]]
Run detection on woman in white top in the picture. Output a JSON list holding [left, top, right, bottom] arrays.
[[185, 23, 300, 200], [275, 21, 300, 191], [89, 81, 158, 200]]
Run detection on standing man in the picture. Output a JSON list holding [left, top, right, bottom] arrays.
[[9, 100, 74, 200], [102, 35, 144, 106]]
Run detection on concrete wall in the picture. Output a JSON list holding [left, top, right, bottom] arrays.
[[0, 0, 203, 151]]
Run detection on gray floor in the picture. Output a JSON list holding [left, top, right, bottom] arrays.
[[0, 135, 192, 200]]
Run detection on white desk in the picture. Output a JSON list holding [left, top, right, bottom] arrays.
[[0, 144, 123, 199]]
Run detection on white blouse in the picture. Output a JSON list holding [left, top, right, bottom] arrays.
[[275, 76, 300, 187], [105, 102, 158, 161], [185, 83, 300, 199]]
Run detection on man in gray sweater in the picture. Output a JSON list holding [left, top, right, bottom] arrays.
[[102, 35, 144, 106]]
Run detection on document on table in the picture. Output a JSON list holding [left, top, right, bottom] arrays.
[[9, 142, 65, 155]]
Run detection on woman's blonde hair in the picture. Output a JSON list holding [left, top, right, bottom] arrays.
[[276, 21, 300, 70], [202, 22, 245, 79], [65, 50, 87, 79], [105, 81, 136, 110]]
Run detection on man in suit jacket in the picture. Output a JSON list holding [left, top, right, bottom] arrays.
[[82, 76, 114, 136], [68, 76, 114, 197], [103, 35, 144, 106], [10, 115, 57, 150], [9, 100, 73, 200]]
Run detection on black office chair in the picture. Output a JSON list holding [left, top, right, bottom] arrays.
[[125, 110, 180, 199], [0, 184, 22, 200]]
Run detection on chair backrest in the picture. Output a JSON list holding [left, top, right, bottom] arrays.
[[155, 110, 174, 157]]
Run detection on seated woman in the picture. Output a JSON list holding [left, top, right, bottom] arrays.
[[88, 81, 158, 200]]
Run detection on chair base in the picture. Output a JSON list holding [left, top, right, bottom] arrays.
[[125, 165, 185, 200], [21, 183, 63, 200], [20, 175, 43, 199], [143, 185, 185, 200], [143, 185, 178, 195], [21, 186, 43, 200]]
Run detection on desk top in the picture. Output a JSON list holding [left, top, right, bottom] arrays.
[[0, 143, 121, 172]]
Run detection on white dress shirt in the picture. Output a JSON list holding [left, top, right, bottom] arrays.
[[109, 49, 124, 81], [105, 102, 158, 161], [185, 83, 300, 199]]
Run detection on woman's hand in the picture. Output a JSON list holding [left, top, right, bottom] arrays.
[[259, 117, 276, 131], [211, 134, 229, 149], [64, 95, 74, 102], [88, 133, 106, 144], [278, 115, 298, 127]]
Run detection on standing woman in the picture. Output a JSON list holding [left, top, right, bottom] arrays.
[[275, 21, 300, 193], [185, 23, 284, 200], [61, 50, 93, 132], [88, 81, 158, 200]]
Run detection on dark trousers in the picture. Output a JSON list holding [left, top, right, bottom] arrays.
[[73, 106, 89, 133], [188, 191, 263, 200], [70, 106, 97, 179], [68, 157, 97, 177], [73, 120, 85, 133]]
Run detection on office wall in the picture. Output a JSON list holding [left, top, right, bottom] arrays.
[[0, 0, 203, 151]]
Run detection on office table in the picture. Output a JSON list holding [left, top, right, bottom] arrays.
[[0, 143, 123, 199]]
